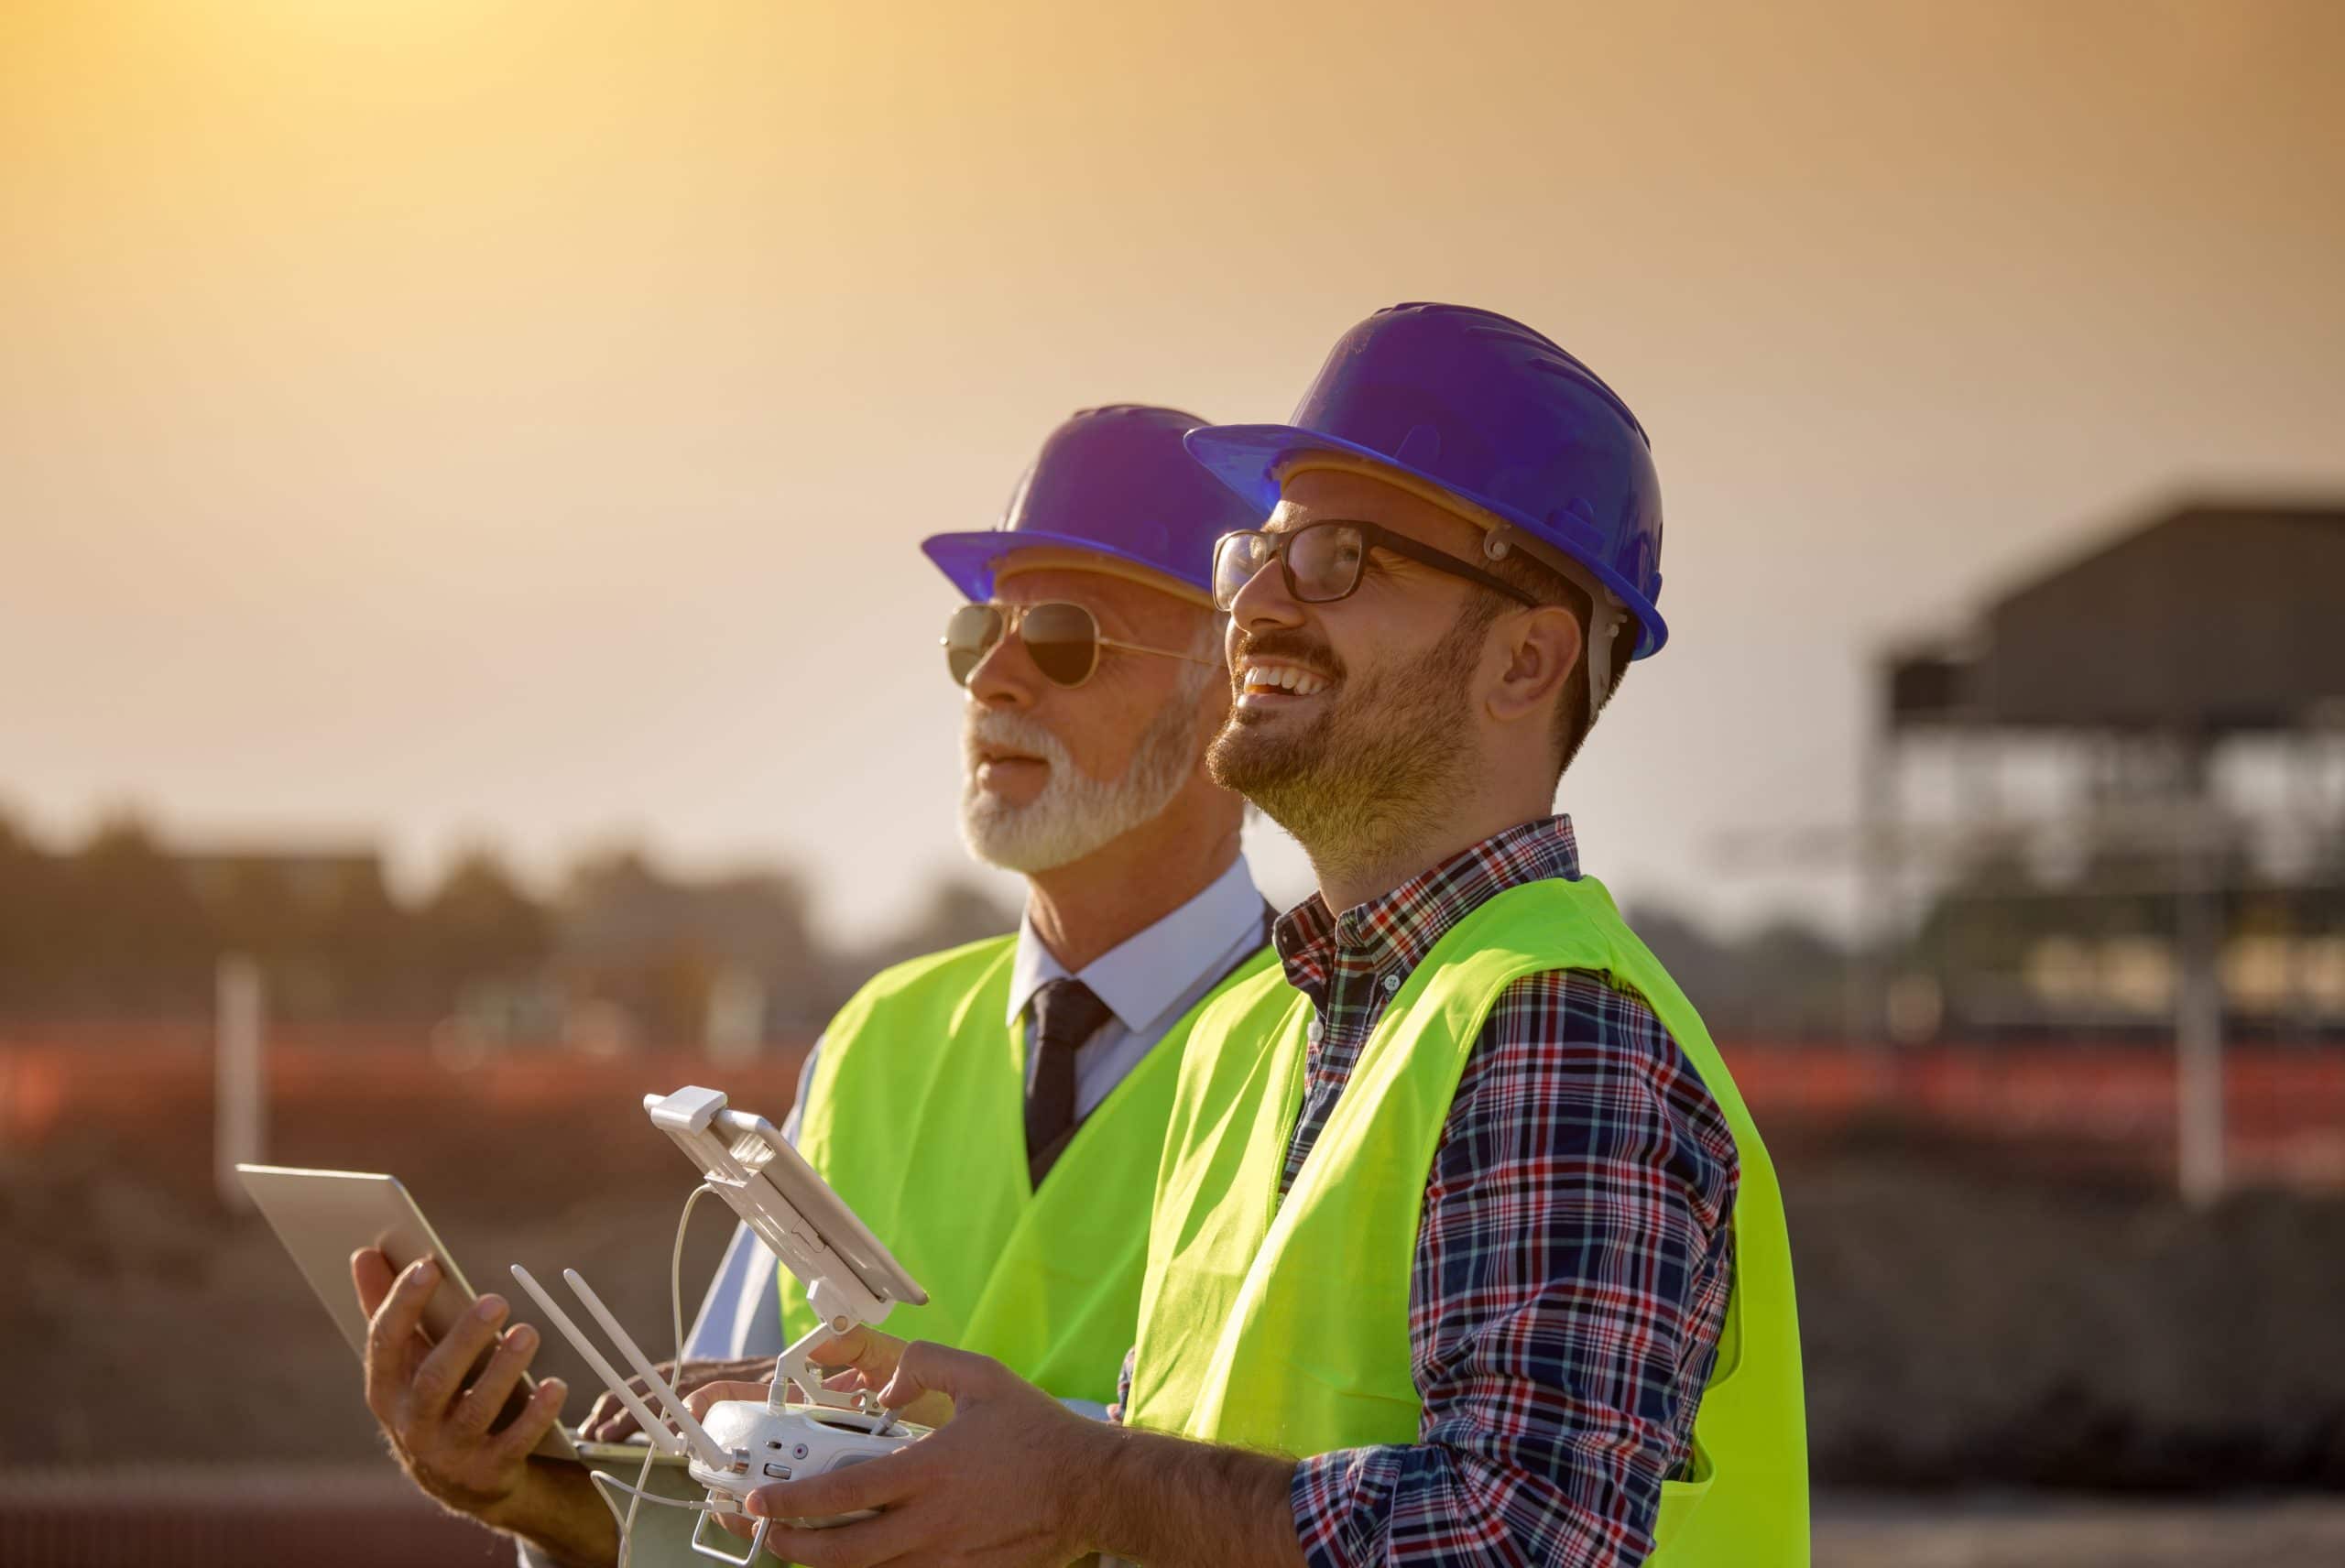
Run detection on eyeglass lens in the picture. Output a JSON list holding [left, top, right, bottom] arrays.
[[943, 601, 1102, 688], [1213, 523, 1368, 611]]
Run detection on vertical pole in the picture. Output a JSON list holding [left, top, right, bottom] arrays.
[[1852, 661, 1897, 1045], [704, 964, 766, 1066], [216, 953, 266, 1211], [2174, 741, 2224, 1208]]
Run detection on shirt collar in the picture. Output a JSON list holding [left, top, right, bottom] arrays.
[[1007, 854, 1265, 1032], [1272, 815, 1583, 993]]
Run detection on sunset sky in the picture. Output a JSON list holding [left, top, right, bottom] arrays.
[[5, 0, 2341, 937]]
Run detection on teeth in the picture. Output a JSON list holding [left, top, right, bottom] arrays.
[[1243, 662, 1327, 697]]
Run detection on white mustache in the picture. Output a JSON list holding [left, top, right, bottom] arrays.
[[965, 709, 1074, 776]]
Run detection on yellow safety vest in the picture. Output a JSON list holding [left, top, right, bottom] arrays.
[[1126, 877, 1808, 1565], [786, 934, 1279, 1407]]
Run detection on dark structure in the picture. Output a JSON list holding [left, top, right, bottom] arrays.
[[1886, 502, 2345, 735], [1864, 499, 2345, 1203]]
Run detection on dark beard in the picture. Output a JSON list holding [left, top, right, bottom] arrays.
[[1208, 610, 1485, 869]]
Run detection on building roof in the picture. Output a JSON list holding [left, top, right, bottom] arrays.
[[1887, 499, 2345, 734]]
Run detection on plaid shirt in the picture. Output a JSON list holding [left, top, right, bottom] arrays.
[[1271, 816, 1740, 1568]]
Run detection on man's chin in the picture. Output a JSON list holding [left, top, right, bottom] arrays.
[[1207, 731, 1312, 801]]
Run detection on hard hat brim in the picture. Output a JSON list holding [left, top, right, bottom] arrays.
[[1183, 423, 1668, 659], [921, 529, 1214, 607]]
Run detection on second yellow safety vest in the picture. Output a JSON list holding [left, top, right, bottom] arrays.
[[1125, 876, 1808, 1565]]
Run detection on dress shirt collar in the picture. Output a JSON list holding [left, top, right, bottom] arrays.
[[1007, 854, 1265, 1033], [1272, 815, 1584, 1000]]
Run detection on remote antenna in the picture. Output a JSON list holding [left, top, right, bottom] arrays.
[[561, 1268, 731, 1466], [508, 1264, 728, 1470]]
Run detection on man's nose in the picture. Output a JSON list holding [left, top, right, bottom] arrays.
[[964, 626, 1041, 711], [1227, 547, 1305, 642]]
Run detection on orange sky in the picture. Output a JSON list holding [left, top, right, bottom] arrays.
[[4, 0, 2341, 934]]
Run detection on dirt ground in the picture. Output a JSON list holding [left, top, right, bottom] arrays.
[[1811, 1491, 2345, 1566], [5, 1073, 2342, 1511]]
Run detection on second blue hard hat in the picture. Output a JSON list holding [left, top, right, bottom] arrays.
[[1183, 303, 1669, 657], [922, 404, 1264, 605]]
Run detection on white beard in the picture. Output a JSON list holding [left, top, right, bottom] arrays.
[[959, 679, 1206, 875]]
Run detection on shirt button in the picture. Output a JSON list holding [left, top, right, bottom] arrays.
[[1380, 973, 1401, 994], [1307, 1018, 1325, 1043]]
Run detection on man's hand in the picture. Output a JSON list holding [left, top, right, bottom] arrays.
[[580, 1355, 773, 1443], [353, 1248, 614, 1567], [735, 1344, 1106, 1567], [680, 1324, 954, 1436]]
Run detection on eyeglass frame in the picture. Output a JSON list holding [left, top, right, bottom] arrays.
[[940, 598, 1220, 689], [1210, 519, 1540, 613]]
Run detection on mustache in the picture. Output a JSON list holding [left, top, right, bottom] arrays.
[[964, 707, 1070, 768], [1230, 629, 1345, 682]]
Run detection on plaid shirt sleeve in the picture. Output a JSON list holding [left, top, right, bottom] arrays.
[[1289, 970, 1740, 1568]]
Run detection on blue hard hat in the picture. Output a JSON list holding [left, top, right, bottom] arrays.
[[1183, 303, 1669, 657], [922, 404, 1264, 604]]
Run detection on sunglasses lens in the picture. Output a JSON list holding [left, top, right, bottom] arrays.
[[944, 603, 1003, 686], [1212, 532, 1270, 611], [1286, 523, 1366, 602], [1019, 601, 1099, 686]]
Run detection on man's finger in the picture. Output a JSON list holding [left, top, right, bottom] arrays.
[[486, 1376, 567, 1465], [746, 1444, 921, 1528], [351, 1248, 397, 1318], [753, 1496, 929, 1568], [447, 1322, 539, 1437], [363, 1258, 441, 1417], [584, 1373, 656, 1442], [410, 1292, 508, 1425], [875, 1341, 995, 1414], [685, 1379, 769, 1421]]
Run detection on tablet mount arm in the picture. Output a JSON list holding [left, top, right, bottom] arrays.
[[642, 1085, 926, 1412]]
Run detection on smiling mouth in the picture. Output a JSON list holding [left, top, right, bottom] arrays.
[[1238, 659, 1335, 699]]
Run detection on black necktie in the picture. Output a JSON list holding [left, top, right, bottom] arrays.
[[1024, 978, 1112, 1188]]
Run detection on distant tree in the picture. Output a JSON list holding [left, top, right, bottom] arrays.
[[554, 844, 834, 1045], [420, 848, 550, 986], [60, 812, 213, 1011], [856, 877, 1020, 975], [0, 808, 65, 1007]]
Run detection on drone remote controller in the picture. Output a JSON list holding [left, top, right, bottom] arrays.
[[512, 1085, 933, 1564]]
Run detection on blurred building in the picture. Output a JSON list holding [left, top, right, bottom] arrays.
[[1865, 498, 2345, 1044]]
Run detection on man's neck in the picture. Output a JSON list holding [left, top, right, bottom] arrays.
[[1304, 787, 1554, 918], [1022, 801, 1245, 974]]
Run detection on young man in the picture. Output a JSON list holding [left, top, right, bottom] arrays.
[[717, 307, 1806, 1568], [350, 404, 1278, 1568]]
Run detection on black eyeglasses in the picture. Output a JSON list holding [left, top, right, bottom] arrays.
[[1211, 520, 1537, 613], [942, 600, 1217, 689]]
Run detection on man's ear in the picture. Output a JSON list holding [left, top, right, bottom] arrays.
[[1486, 604, 1582, 731]]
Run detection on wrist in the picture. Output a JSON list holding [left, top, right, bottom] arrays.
[[487, 1461, 617, 1568], [1058, 1410, 1131, 1554]]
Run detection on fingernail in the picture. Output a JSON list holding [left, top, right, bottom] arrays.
[[508, 1323, 537, 1347], [473, 1293, 506, 1322], [415, 1258, 440, 1282], [745, 1494, 769, 1518]]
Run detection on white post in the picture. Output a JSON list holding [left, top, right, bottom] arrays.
[[704, 964, 766, 1066], [2174, 755, 2224, 1209], [215, 953, 266, 1211]]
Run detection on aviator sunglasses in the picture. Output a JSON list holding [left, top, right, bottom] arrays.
[[942, 600, 1217, 689], [1211, 519, 1538, 613]]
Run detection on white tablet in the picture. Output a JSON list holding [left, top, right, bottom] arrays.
[[237, 1163, 678, 1465]]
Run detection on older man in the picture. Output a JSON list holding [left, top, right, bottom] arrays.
[[351, 403, 1275, 1567], [724, 308, 1807, 1568]]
